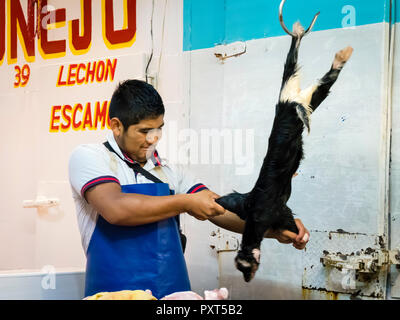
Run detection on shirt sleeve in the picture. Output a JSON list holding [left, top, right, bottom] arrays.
[[68, 144, 120, 199], [171, 164, 209, 194]]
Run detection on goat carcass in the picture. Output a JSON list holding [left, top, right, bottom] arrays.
[[215, 0, 353, 282]]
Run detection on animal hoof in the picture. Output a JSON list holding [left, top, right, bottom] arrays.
[[333, 46, 354, 69], [292, 21, 305, 37]]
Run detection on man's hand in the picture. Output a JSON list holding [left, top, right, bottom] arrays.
[[185, 190, 226, 221], [267, 219, 310, 250]]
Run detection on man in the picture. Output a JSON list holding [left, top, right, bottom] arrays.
[[69, 79, 309, 299]]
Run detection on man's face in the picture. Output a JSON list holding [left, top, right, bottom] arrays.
[[115, 114, 164, 164]]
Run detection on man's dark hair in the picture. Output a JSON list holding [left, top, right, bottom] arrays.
[[109, 79, 165, 129]]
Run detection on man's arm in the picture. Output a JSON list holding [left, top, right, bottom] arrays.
[[85, 183, 225, 226], [208, 209, 309, 249], [69, 146, 225, 225]]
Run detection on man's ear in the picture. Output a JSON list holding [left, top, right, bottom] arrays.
[[110, 118, 124, 137]]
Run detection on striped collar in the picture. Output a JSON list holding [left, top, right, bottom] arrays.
[[106, 132, 164, 168]]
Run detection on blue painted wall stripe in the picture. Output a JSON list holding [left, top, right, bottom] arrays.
[[183, 0, 394, 52]]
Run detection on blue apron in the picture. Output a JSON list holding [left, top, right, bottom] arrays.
[[84, 183, 191, 299]]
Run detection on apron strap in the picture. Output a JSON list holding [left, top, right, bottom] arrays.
[[103, 141, 187, 253], [103, 141, 164, 183]]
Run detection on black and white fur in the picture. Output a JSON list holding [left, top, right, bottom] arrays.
[[215, 22, 353, 282]]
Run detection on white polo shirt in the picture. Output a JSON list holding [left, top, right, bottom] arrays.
[[68, 132, 208, 254]]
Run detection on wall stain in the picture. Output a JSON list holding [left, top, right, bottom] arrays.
[[302, 287, 338, 300]]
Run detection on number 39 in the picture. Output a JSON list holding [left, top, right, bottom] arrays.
[[14, 64, 31, 88]]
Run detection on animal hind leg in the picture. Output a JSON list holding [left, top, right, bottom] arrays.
[[279, 22, 305, 99], [292, 46, 353, 131], [308, 46, 354, 112]]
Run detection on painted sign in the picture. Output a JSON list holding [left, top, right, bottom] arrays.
[[0, 0, 137, 133]]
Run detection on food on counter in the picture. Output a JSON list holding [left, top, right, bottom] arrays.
[[161, 291, 203, 300], [204, 287, 229, 300], [85, 289, 157, 300], [161, 287, 229, 300], [85, 287, 229, 300]]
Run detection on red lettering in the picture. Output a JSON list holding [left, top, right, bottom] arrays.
[[61, 105, 72, 131], [94, 101, 109, 129], [76, 63, 86, 84], [104, 0, 136, 47], [39, 0, 66, 57], [85, 61, 96, 83], [50, 105, 61, 132], [0, 0, 5, 64], [67, 64, 78, 85], [72, 103, 83, 129], [70, 0, 92, 54], [96, 60, 105, 82], [9, 0, 35, 63], [105, 59, 117, 81], [57, 65, 66, 86], [82, 102, 92, 130]]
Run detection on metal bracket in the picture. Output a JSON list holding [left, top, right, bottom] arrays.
[[209, 229, 240, 252], [321, 248, 400, 274], [214, 41, 247, 63], [388, 249, 400, 266], [23, 196, 60, 209]]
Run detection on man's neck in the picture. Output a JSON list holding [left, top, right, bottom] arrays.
[[138, 161, 146, 168]]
